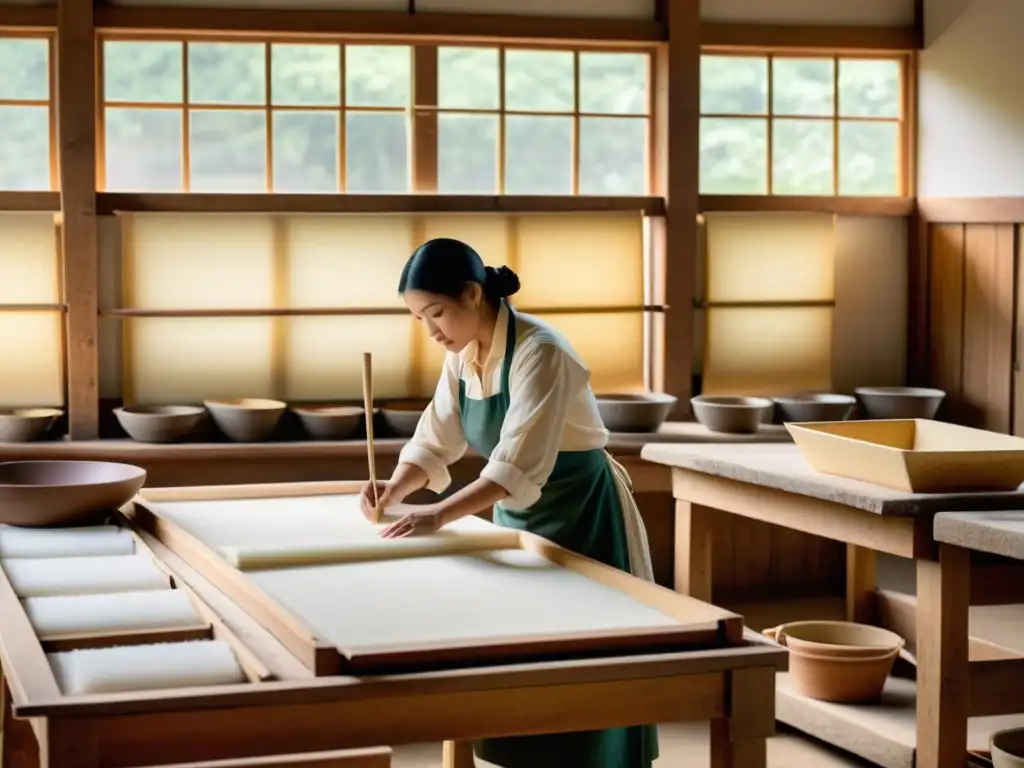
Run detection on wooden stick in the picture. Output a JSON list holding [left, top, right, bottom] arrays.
[[362, 352, 380, 524]]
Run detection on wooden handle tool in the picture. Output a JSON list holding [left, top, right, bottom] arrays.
[[362, 352, 380, 524]]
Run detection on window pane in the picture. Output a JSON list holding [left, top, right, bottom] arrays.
[[438, 114, 497, 194], [504, 115, 572, 194], [345, 112, 408, 193], [700, 55, 767, 115], [105, 108, 183, 192], [272, 111, 339, 193], [838, 120, 899, 195], [188, 42, 265, 106], [579, 52, 647, 115], [271, 44, 341, 107], [699, 117, 767, 194], [839, 59, 901, 118], [438, 47, 498, 110], [189, 110, 266, 192], [578, 117, 646, 195], [345, 45, 410, 108], [104, 41, 182, 103], [505, 50, 574, 112], [772, 58, 834, 117], [772, 119, 833, 195], [0, 107, 50, 191], [0, 38, 48, 100]]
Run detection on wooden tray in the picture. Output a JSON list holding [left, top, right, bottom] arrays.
[[785, 419, 1024, 493], [125, 481, 745, 676]]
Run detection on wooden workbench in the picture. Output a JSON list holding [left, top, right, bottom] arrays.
[[0, 480, 788, 768], [641, 442, 1024, 768]]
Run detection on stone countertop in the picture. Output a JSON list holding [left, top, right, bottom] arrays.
[[934, 511, 1024, 560], [641, 442, 1024, 517]]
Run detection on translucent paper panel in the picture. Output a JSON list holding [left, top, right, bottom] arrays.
[[127, 318, 274, 404], [0, 213, 59, 304], [420, 215, 509, 268], [412, 318, 449, 397], [123, 214, 275, 309], [0, 106, 50, 191], [704, 213, 835, 302], [516, 213, 643, 309], [702, 307, 833, 396], [0, 313, 64, 407], [285, 215, 415, 307], [536, 312, 644, 394], [284, 316, 414, 401]]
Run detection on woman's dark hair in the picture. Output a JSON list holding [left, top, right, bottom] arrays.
[[398, 237, 520, 307]]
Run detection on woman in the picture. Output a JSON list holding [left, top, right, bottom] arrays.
[[359, 237, 657, 768]]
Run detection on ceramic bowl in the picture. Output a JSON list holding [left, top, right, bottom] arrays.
[[992, 727, 1024, 768], [855, 387, 946, 420], [0, 408, 63, 443], [381, 402, 426, 438], [293, 405, 366, 441], [114, 405, 205, 444], [204, 398, 286, 442], [596, 393, 678, 433], [0, 460, 147, 527], [773, 393, 856, 423], [691, 395, 773, 434]]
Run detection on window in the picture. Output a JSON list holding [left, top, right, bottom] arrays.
[[0, 36, 54, 191], [117, 213, 647, 406], [698, 54, 903, 196], [436, 47, 650, 195], [0, 213, 65, 407], [100, 40, 412, 193], [699, 213, 835, 395]]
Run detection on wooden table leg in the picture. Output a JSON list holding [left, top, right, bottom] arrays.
[[915, 544, 970, 768], [710, 667, 774, 768], [846, 544, 877, 623], [2, 681, 39, 768], [674, 501, 713, 601], [442, 740, 475, 768]]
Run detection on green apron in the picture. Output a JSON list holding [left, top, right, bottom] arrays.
[[460, 302, 658, 768]]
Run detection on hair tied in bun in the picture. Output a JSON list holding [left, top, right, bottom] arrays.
[[484, 265, 521, 300]]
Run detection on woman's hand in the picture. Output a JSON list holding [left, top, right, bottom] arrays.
[[359, 481, 401, 522], [379, 505, 446, 539]]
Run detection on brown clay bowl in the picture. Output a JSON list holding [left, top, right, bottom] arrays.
[[0, 408, 63, 443], [292, 405, 367, 441], [204, 398, 286, 442], [784, 646, 900, 703], [114, 405, 205, 444], [764, 620, 904, 658], [596, 393, 678, 433], [992, 728, 1024, 768], [0, 460, 147, 527], [381, 401, 426, 437]]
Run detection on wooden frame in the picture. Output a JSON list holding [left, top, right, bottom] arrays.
[[139, 748, 394, 768], [125, 479, 745, 676]]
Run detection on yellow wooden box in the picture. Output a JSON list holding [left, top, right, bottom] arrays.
[[785, 419, 1024, 493]]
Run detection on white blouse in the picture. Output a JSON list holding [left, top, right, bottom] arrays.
[[396, 302, 610, 510]]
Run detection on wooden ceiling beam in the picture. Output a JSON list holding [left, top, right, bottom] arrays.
[[701, 22, 921, 52]]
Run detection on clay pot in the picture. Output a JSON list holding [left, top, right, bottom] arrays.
[[0, 460, 147, 527], [855, 386, 946, 420], [381, 402, 425, 438], [0, 408, 63, 443], [204, 399, 286, 442], [293, 406, 366, 441], [764, 621, 904, 658], [114, 405, 205, 444], [992, 727, 1024, 768], [596, 393, 678, 433], [772, 393, 856, 423], [691, 395, 773, 434]]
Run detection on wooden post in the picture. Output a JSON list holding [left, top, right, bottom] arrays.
[[653, 0, 699, 417], [674, 500, 713, 601], [56, 0, 100, 439], [710, 666, 775, 768]]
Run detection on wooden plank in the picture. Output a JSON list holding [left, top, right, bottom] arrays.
[[0, 6, 55, 28], [928, 223, 965, 420], [57, 0, 100, 440], [961, 224, 1015, 433], [919, 198, 1024, 223], [412, 46, 438, 194], [96, 193, 665, 216], [654, 0, 699, 418], [144, 749, 394, 768], [1015, 225, 1024, 437], [699, 195, 913, 217], [0, 192, 61, 212], [40, 626, 212, 653], [906, 210, 930, 386], [700, 23, 919, 52]]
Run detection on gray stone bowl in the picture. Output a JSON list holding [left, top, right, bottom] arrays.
[[0, 408, 62, 443], [204, 398, 287, 442], [381, 402, 426, 438], [772, 393, 856, 423], [114, 405, 205, 443], [596, 393, 678, 433], [292, 405, 367, 441], [691, 395, 774, 434], [854, 387, 946, 420]]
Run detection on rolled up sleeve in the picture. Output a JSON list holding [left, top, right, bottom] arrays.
[[481, 334, 589, 510], [396, 355, 468, 493]]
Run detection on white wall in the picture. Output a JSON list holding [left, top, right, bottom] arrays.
[[918, 0, 1024, 196]]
